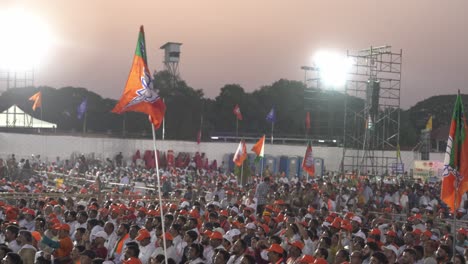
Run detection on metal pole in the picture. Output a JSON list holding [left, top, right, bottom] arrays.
[[271, 122, 274, 144], [151, 123, 168, 264], [236, 119, 239, 138], [83, 111, 87, 134], [241, 162, 244, 187], [162, 98, 166, 140]]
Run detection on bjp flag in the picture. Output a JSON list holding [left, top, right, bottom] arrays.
[[112, 26, 166, 128]]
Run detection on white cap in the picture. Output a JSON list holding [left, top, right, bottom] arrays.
[[304, 214, 313, 219], [383, 245, 398, 256], [351, 216, 362, 224], [93, 231, 108, 240], [223, 234, 233, 243], [213, 227, 225, 235], [411, 208, 420, 213], [230, 207, 239, 214], [425, 206, 433, 211], [227, 229, 241, 237], [180, 201, 190, 209], [352, 231, 366, 240], [246, 223, 256, 230]]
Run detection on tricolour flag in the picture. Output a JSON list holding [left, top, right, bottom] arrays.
[[305, 112, 311, 132], [233, 140, 247, 167], [112, 26, 166, 128], [266, 107, 276, 123], [29, 92, 42, 111], [233, 104, 242, 120], [77, 98, 88, 120], [252, 135, 265, 162], [426, 115, 433, 131], [441, 93, 468, 212], [302, 141, 315, 176]]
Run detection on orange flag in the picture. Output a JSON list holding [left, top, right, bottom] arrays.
[[29, 92, 42, 111], [112, 26, 166, 128], [302, 141, 315, 176], [441, 93, 468, 212], [233, 140, 247, 167]]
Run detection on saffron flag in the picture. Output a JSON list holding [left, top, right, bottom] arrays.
[[266, 107, 276, 123], [233, 104, 242, 120], [302, 141, 315, 176], [426, 116, 433, 131], [29, 92, 42, 111], [251, 135, 265, 162], [233, 140, 247, 167], [441, 93, 468, 212], [77, 98, 88, 120], [305, 112, 311, 131], [112, 26, 166, 128]]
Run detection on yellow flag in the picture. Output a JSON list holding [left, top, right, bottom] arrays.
[[425, 116, 432, 131]]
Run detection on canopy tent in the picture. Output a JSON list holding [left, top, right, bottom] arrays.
[[0, 105, 57, 128]]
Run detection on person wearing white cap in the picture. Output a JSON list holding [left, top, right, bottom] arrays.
[[91, 231, 108, 259], [243, 223, 256, 247], [382, 244, 398, 264]]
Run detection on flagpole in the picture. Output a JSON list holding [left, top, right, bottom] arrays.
[[236, 119, 239, 138], [83, 111, 87, 134], [241, 162, 244, 187], [271, 122, 274, 144], [260, 157, 264, 181], [162, 98, 166, 140], [453, 89, 461, 256], [151, 122, 168, 264]]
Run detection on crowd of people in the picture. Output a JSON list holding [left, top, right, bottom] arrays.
[[0, 152, 466, 264]]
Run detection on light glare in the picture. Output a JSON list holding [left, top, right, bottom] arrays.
[[313, 51, 353, 88], [0, 7, 55, 71]]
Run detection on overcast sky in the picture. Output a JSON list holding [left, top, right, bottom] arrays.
[[1, 0, 468, 109]]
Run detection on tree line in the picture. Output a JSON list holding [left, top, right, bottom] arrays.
[[0, 70, 465, 149]]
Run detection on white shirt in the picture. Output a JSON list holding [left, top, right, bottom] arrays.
[[8, 240, 21, 253], [139, 242, 156, 264], [151, 245, 178, 262], [105, 231, 118, 259], [227, 254, 243, 264]]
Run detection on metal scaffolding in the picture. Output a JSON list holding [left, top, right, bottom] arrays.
[[342, 46, 402, 176], [0, 68, 34, 92]]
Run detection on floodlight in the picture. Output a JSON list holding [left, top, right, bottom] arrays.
[[0, 7, 55, 71], [313, 51, 353, 88]]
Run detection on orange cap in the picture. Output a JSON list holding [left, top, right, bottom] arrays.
[[136, 229, 151, 241], [267, 243, 284, 254]]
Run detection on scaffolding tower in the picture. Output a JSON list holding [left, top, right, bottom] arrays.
[[0, 68, 34, 92], [342, 46, 402, 176]]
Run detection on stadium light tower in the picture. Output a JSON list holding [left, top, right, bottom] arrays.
[[301, 51, 351, 145], [0, 7, 55, 91]]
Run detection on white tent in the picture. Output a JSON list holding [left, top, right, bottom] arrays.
[[0, 105, 57, 128]]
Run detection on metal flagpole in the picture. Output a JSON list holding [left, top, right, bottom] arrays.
[[151, 122, 168, 264], [83, 111, 87, 134], [241, 162, 244, 187], [453, 188, 458, 257], [236, 119, 239, 138], [162, 98, 166, 140], [271, 122, 274, 144], [260, 157, 264, 180]]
